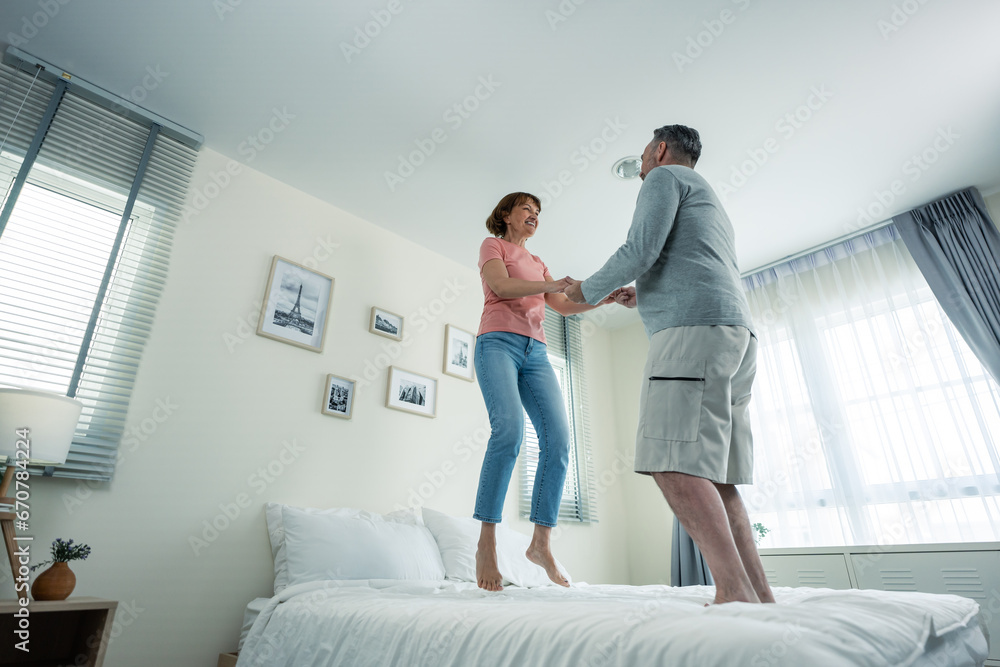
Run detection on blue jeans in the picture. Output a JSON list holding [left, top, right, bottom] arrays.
[[473, 332, 570, 528]]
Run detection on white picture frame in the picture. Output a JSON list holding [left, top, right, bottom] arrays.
[[369, 306, 404, 341], [257, 256, 334, 353], [321, 374, 355, 420], [442, 324, 475, 382], [385, 366, 437, 418]]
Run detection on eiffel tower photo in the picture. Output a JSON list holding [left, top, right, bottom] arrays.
[[272, 281, 315, 335]]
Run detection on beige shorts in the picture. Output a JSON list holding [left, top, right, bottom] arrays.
[[635, 325, 756, 484]]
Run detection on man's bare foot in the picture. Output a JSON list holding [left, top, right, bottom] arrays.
[[525, 545, 570, 587], [756, 590, 776, 604], [476, 545, 503, 592], [712, 583, 760, 605]]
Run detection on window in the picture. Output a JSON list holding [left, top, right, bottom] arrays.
[[743, 225, 1000, 548], [0, 61, 198, 480], [519, 306, 598, 523]]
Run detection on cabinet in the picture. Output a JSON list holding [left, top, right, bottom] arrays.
[[759, 553, 853, 589], [759, 543, 1000, 665], [0, 597, 118, 666]]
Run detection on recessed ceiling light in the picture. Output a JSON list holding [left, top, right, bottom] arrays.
[[612, 156, 642, 180]]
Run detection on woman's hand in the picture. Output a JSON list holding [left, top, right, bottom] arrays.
[[547, 276, 573, 293]]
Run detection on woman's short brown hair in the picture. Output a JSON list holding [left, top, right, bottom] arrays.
[[485, 192, 541, 237]]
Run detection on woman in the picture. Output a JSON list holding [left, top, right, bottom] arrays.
[[474, 191, 618, 591]]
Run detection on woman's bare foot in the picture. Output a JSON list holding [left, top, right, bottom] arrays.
[[526, 524, 569, 587], [525, 545, 570, 587], [476, 522, 503, 592], [476, 543, 503, 592]]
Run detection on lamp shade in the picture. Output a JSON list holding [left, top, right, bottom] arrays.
[[0, 388, 83, 464]]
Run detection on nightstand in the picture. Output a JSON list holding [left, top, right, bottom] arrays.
[[0, 597, 118, 666]]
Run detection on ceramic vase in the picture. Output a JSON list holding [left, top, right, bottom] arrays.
[[30, 561, 76, 601]]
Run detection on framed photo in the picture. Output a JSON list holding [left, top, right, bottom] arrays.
[[369, 307, 404, 341], [386, 366, 437, 418], [322, 374, 355, 419], [442, 324, 475, 382], [257, 256, 334, 353]]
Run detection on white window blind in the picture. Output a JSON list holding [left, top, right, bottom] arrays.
[[519, 306, 598, 523], [0, 61, 198, 480]]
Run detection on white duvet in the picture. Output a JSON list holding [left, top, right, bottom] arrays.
[[237, 580, 989, 667]]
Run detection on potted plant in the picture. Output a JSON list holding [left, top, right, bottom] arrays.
[[752, 522, 770, 546], [30, 538, 92, 601]]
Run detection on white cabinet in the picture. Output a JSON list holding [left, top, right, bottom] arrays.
[[759, 544, 1000, 665], [759, 553, 853, 589]]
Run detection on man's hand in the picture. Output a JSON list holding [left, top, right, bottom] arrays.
[[546, 276, 572, 294], [611, 286, 637, 308], [564, 278, 586, 304]]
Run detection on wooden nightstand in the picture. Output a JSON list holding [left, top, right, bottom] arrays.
[[0, 597, 118, 666]]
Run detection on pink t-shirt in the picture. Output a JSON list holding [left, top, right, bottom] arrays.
[[478, 237, 551, 344]]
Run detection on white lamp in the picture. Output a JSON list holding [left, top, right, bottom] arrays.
[[0, 388, 83, 601]]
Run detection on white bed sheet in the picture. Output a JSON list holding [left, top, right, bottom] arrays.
[[239, 597, 271, 652], [237, 580, 989, 667]]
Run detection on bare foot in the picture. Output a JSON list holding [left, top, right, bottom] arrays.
[[476, 545, 503, 592], [525, 546, 570, 587], [712, 585, 760, 605]]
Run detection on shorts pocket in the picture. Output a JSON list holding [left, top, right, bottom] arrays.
[[643, 360, 706, 442]]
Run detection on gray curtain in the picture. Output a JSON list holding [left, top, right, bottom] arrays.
[[893, 187, 1000, 384], [671, 516, 713, 586]]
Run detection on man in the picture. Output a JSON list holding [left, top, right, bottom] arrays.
[[565, 124, 773, 605]]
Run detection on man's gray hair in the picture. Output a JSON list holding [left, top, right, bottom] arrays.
[[652, 124, 702, 167]]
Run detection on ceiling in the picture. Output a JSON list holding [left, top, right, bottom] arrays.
[[2, 1, 999, 329]]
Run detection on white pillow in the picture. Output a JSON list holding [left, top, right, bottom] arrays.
[[421, 507, 478, 582], [264, 503, 422, 593], [421, 508, 571, 587], [281, 505, 446, 586]]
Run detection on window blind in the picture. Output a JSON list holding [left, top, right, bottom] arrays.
[[0, 61, 198, 480], [519, 306, 598, 523]]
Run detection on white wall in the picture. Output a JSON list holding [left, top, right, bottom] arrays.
[[986, 190, 1000, 226], [17, 148, 630, 667], [607, 320, 676, 585]]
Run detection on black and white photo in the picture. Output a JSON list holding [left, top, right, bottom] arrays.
[[321, 374, 355, 419], [386, 366, 437, 418], [257, 256, 334, 352], [443, 324, 475, 381], [397, 380, 426, 406], [369, 306, 404, 341]]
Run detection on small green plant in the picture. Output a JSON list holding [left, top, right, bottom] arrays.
[[30, 538, 92, 572], [752, 522, 770, 545]]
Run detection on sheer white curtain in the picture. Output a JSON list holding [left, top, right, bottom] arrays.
[[742, 225, 1000, 548]]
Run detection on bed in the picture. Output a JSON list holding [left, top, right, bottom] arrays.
[[234, 503, 990, 667]]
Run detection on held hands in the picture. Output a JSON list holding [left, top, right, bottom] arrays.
[[550, 278, 635, 307], [546, 276, 586, 303], [547, 276, 574, 294], [563, 278, 586, 304], [610, 286, 637, 308]]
